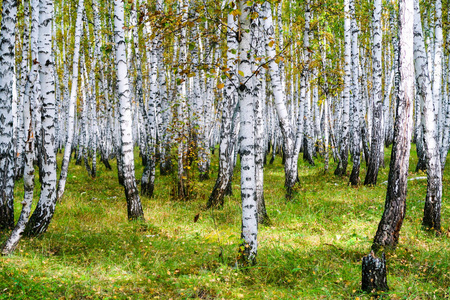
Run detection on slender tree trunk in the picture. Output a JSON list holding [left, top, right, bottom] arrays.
[[438, 0, 450, 171], [14, 0, 29, 181], [56, 0, 84, 201], [441, 28, 450, 171], [0, 0, 17, 230], [349, 0, 361, 186], [413, 0, 442, 232], [2, 62, 37, 255], [207, 6, 239, 208], [254, 8, 269, 224], [25, 0, 59, 236], [335, 0, 351, 177], [237, 0, 258, 265], [372, 0, 414, 251], [113, 0, 144, 220], [262, 1, 298, 198], [364, 0, 383, 185], [155, 0, 172, 176]]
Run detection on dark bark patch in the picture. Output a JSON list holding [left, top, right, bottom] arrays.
[[361, 251, 388, 293]]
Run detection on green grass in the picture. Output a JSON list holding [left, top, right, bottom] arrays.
[[1, 145, 450, 299]]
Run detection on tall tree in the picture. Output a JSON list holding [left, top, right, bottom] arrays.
[[0, 0, 17, 230], [364, 0, 383, 185], [113, 0, 144, 220], [262, 1, 298, 198], [372, 0, 414, 251], [25, 0, 59, 236], [56, 0, 84, 201], [335, 0, 351, 176], [413, 0, 442, 233], [349, 0, 361, 186], [207, 0, 239, 208], [2, 53, 38, 254], [237, 0, 258, 265]]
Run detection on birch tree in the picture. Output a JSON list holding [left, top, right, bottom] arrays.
[[335, 0, 351, 177], [113, 0, 144, 220], [2, 57, 37, 254], [441, 24, 450, 170], [237, 0, 258, 265], [364, 0, 383, 185], [56, 0, 84, 201], [207, 0, 239, 208], [413, 0, 442, 233], [262, 1, 298, 198], [0, 0, 17, 230], [25, 0, 59, 236], [372, 0, 414, 251], [349, 0, 361, 186]]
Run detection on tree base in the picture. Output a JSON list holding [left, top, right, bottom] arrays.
[[362, 251, 388, 293]]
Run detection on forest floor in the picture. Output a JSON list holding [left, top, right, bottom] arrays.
[[1, 146, 450, 299]]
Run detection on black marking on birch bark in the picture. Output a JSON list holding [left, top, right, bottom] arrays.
[[361, 251, 388, 292]]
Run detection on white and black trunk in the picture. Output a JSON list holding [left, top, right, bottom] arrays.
[[56, 0, 84, 201], [372, 0, 414, 250], [237, 0, 258, 265], [0, 0, 17, 230], [113, 0, 144, 220], [207, 4, 239, 208], [364, 0, 383, 185], [25, 0, 59, 236], [413, 0, 442, 232]]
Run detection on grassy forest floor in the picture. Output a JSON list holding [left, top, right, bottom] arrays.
[[1, 145, 450, 299]]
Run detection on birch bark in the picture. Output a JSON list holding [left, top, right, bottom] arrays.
[[207, 1, 239, 208], [372, 0, 414, 251], [335, 0, 351, 176], [237, 0, 257, 265], [15, 0, 29, 180], [349, 0, 361, 186], [113, 0, 144, 220], [413, 0, 442, 232], [56, 0, 84, 201], [364, 0, 383, 185], [262, 1, 298, 198], [25, 0, 59, 235], [2, 61, 37, 254], [0, 0, 17, 230]]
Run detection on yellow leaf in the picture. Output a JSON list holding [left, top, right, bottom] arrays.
[[268, 40, 274, 48], [217, 83, 225, 89], [238, 70, 244, 77], [231, 9, 241, 17]]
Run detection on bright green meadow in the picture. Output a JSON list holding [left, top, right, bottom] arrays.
[[1, 145, 450, 299]]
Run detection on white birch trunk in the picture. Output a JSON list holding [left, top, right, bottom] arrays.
[[262, 1, 298, 197], [335, 0, 350, 176], [14, 0, 29, 180], [349, 0, 361, 186], [207, 2, 239, 208], [25, 0, 58, 235], [238, 0, 257, 264], [441, 26, 450, 170], [364, 0, 383, 185], [113, 0, 144, 220], [2, 62, 38, 254], [373, 0, 414, 251], [56, 0, 84, 201], [0, 0, 17, 229], [413, 0, 442, 232]]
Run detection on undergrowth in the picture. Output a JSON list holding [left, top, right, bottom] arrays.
[[1, 145, 449, 299]]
